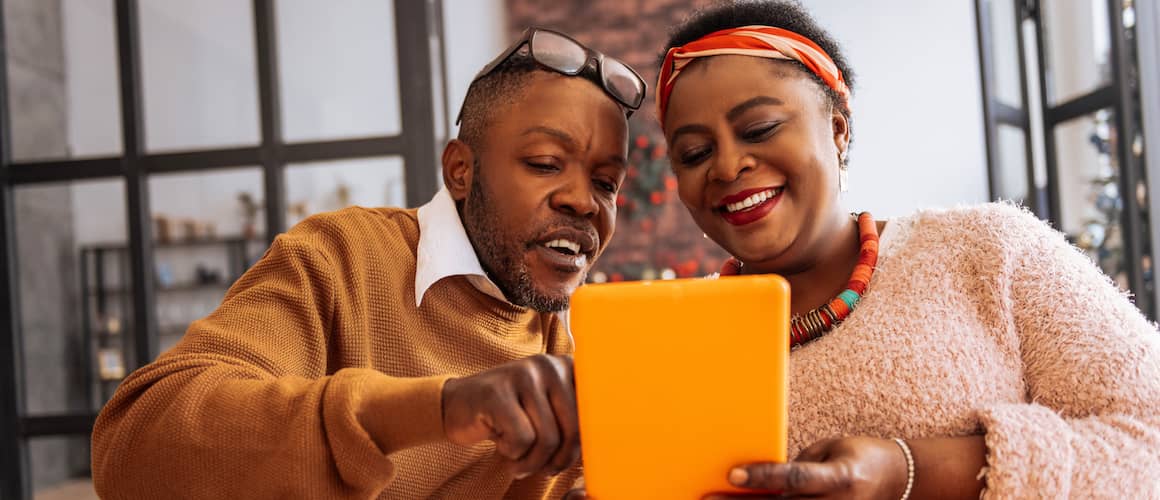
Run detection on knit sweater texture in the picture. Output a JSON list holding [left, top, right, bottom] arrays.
[[92, 207, 580, 499], [92, 202, 1160, 498], [788, 203, 1160, 498]]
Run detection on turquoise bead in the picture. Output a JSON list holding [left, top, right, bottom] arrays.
[[839, 289, 860, 308]]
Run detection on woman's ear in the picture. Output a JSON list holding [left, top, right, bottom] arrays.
[[831, 110, 850, 156], [442, 139, 475, 201]]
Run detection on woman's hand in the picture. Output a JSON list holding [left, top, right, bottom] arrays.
[[705, 436, 909, 500], [565, 435, 985, 499]]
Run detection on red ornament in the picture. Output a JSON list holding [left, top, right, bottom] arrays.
[[610, 273, 625, 282], [616, 194, 627, 207], [635, 135, 649, 149], [651, 144, 668, 159], [689, 259, 702, 271], [677, 260, 699, 277], [650, 191, 664, 205], [664, 176, 678, 192]]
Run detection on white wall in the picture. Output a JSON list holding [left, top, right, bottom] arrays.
[[804, 0, 990, 217], [1141, 0, 1160, 315]]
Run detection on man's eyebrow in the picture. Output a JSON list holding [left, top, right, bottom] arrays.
[[521, 126, 578, 151]]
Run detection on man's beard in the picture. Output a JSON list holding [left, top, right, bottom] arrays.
[[462, 169, 581, 312]]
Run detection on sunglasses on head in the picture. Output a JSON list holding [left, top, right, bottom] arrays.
[[456, 27, 646, 125]]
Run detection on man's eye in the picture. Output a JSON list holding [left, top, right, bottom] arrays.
[[526, 161, 560, 172], [595, 179, 618, 193]]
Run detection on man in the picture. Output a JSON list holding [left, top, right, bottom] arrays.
[[91, 28, 644, 499]]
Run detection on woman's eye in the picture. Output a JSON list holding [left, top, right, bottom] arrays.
[[679, 147, 711, 165], [742, 122, 779, 142]]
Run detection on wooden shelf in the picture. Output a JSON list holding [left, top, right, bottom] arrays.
[[92, 325, 192, 338], [81, 236, 261, 253], [89, 280, 232, 296]]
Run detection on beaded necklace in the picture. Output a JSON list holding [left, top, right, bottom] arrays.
[[719, 212, 879, 348]]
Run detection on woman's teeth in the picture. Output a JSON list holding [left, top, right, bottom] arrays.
[[723, 187, 782, 213]]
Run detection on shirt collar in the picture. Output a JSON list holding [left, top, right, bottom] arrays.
[[415, 188, 510, 307]]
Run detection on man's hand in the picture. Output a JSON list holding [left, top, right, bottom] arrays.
[[442, 354, 580, 479]]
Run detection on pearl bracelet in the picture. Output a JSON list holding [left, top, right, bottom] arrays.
[[893, 438, 915, 500]]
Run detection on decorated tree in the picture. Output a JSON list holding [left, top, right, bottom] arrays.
[[589, 124, 729, 283]]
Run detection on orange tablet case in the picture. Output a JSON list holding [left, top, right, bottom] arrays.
[[569, 275, 790, 500]]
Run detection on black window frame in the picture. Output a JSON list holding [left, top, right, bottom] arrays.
[[976, 0, 1154, 319], [0, 1, 448, 497]]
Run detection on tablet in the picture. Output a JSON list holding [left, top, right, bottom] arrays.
[[570, 275, 790, 499]]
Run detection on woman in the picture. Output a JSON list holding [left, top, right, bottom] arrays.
[[654, 1, 1160, 499]]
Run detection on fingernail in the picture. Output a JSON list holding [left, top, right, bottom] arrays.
[[728, 467, 748, 486], [515, 471, 531, 480]]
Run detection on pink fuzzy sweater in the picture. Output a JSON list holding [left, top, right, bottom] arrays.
[[790, 203, 1160, 498]]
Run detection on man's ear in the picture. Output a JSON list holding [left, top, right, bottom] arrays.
[[442, 139, 475, 201]]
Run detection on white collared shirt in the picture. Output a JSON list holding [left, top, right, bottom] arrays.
[[414, 188, 511, 307]]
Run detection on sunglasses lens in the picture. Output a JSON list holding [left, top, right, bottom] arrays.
[[531, 31, 587, 74], [603, 58, 645, 109]]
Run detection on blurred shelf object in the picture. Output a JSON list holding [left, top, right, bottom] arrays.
[[78, 236, 258, 408]]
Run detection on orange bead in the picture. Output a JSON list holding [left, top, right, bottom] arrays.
[[717, 211, 880, 349]]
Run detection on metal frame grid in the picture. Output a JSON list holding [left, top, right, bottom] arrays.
[[975, 0, 1154, 318], [0, 1, 446, 497]]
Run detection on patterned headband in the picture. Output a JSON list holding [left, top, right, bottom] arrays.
[[657, 25, 851, 122]]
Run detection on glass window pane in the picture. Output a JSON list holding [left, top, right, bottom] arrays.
[[986, 0, 1023, 106], [285, 157, 406, 226], [15, 179, 128, 416], [30, 435, 95, 500], [1054, 109, 1127, 287], [1042, 0, 1113, 105], [148, 168, 267, 353], [995, 124, 1031, 203], [276, 0, 401, 142], [5, 0, 122, 162], [140, 0, 260, 152], [442, 0, 507, 135]]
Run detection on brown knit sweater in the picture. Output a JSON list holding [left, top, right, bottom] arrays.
[[91, 207, 581, 499]]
